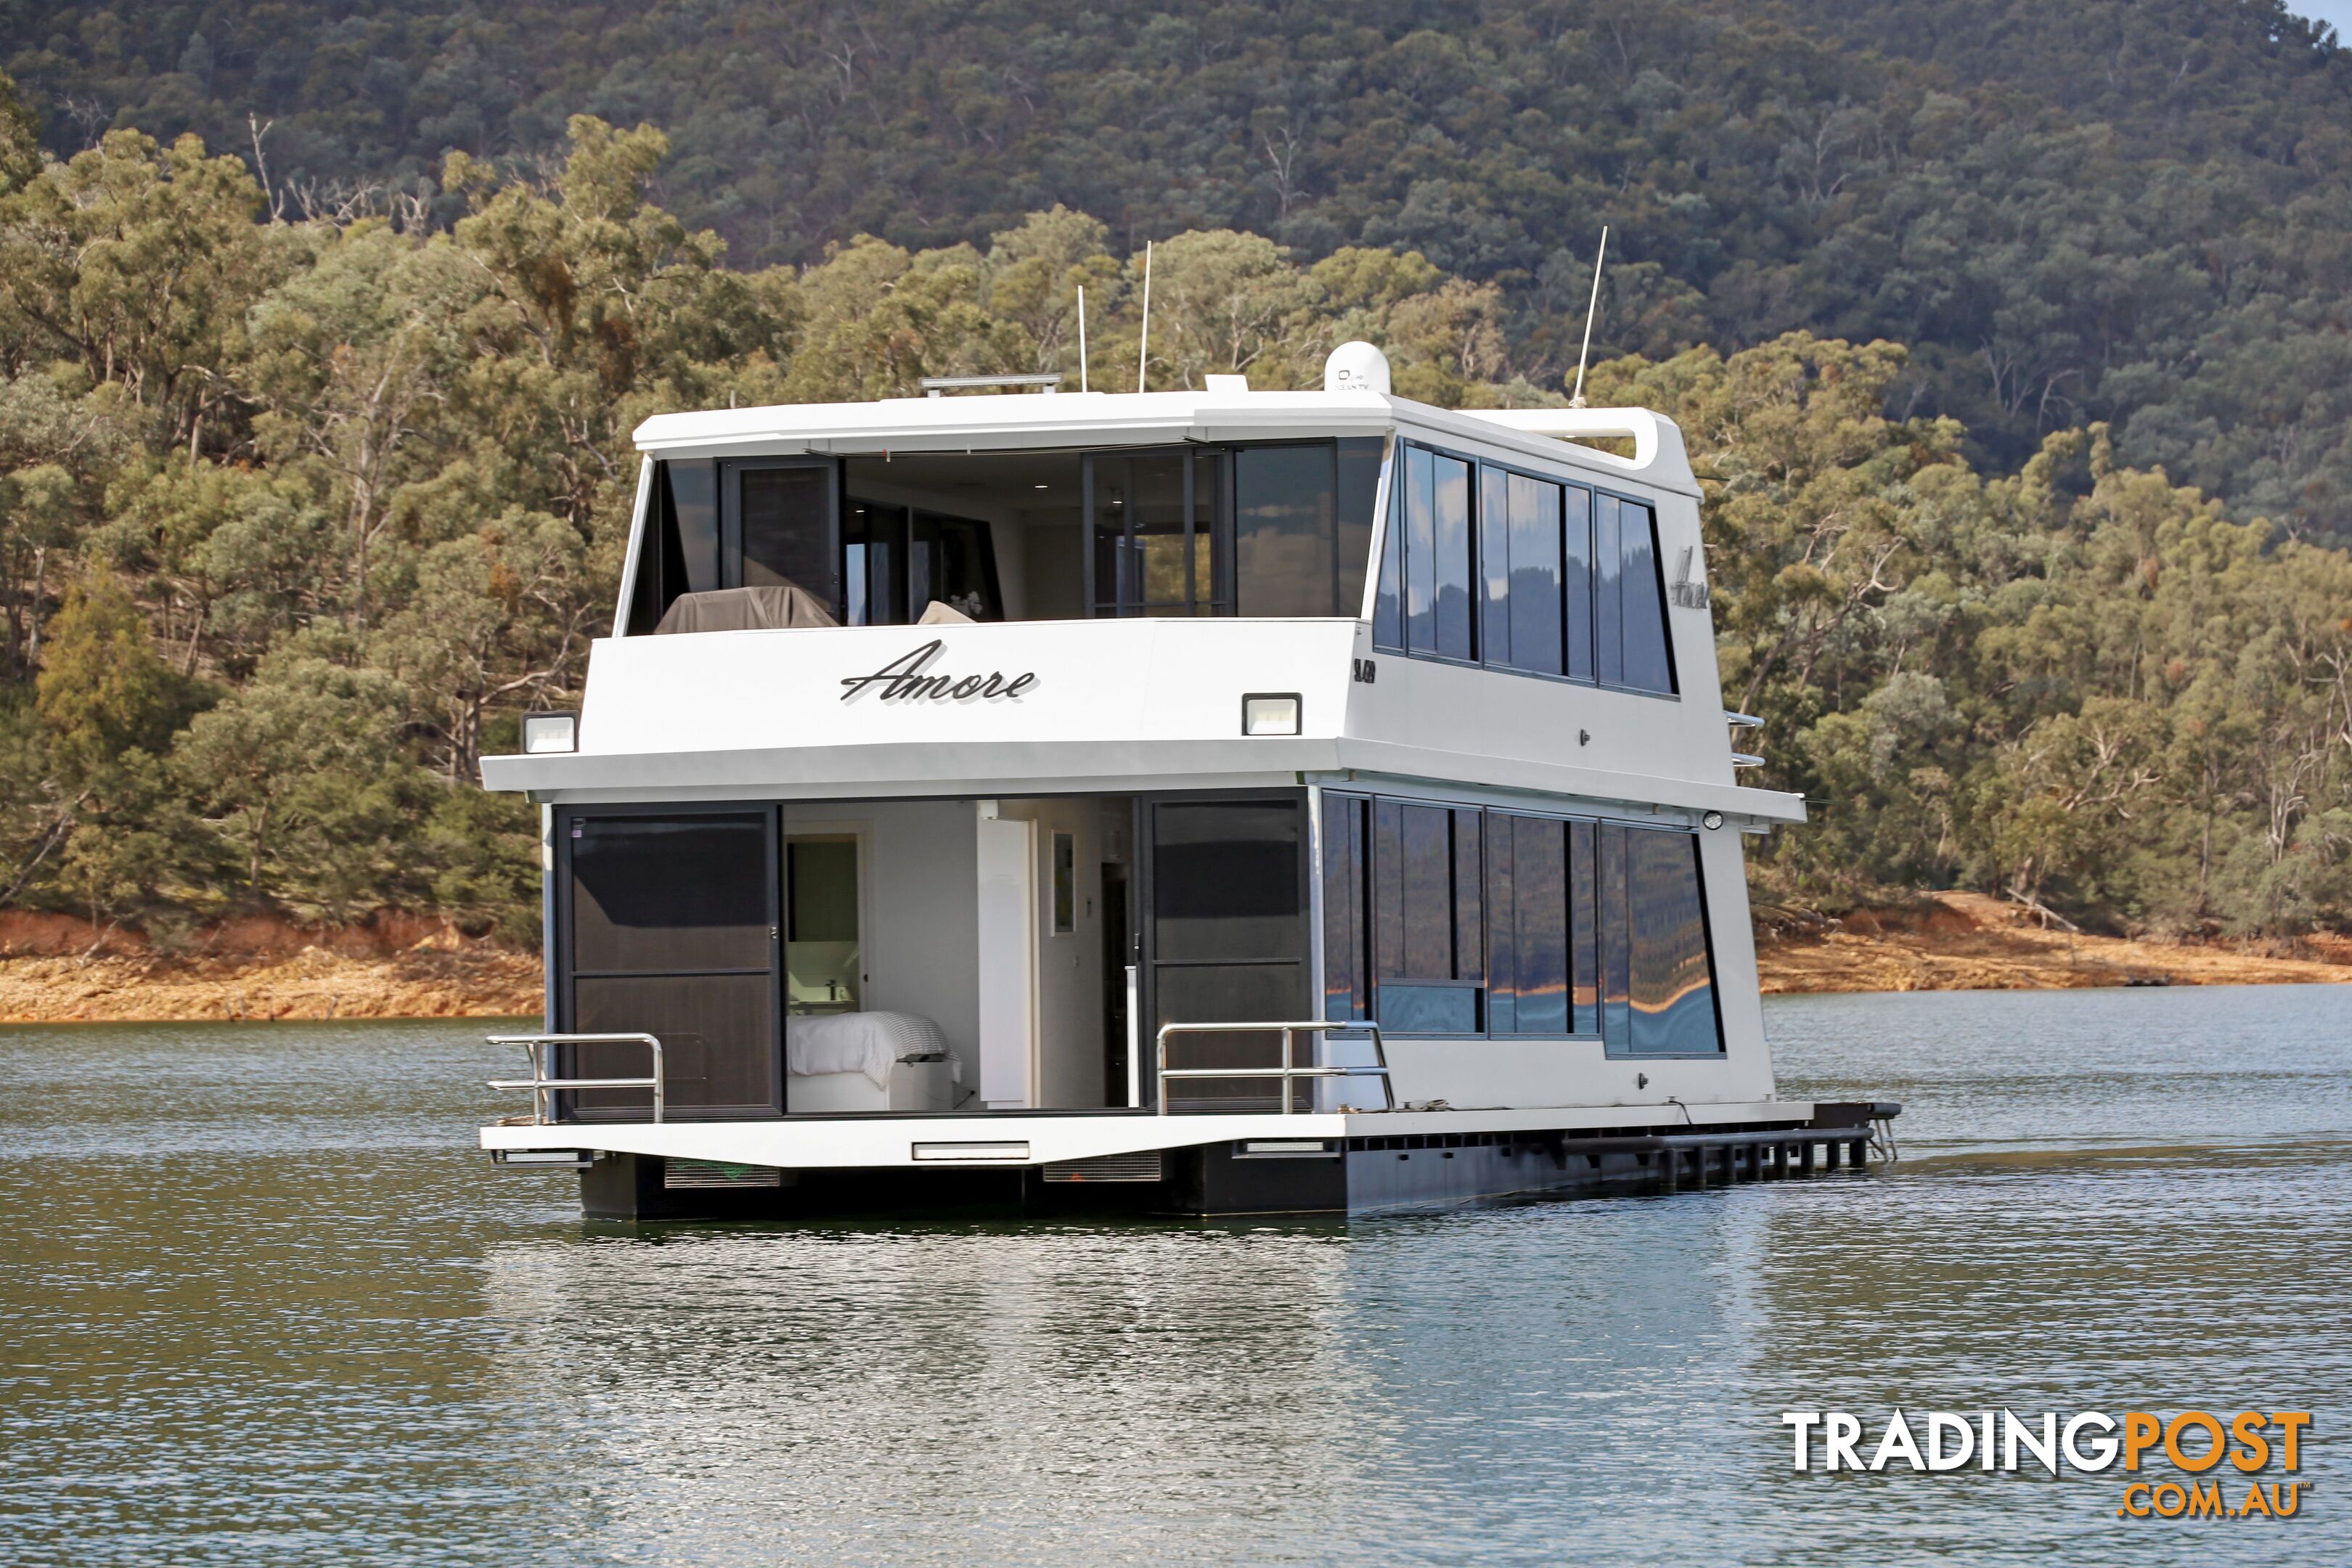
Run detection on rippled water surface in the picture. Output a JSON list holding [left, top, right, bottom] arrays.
[[4, 986, 2347, 1564]]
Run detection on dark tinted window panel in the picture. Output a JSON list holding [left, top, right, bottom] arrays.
[[1508, 474, 1564, 677], [1321, 793, 1368, 1022], [1156, 963, 1310, 1110], [1598, 822, 1631, 1049], [1511, 814, 1569, 1034], [571, 814, 770, 974], [915, 512, 1003, 620], [1564, 486, 1595, 682], [1484, 814, 1516, 1034], [1373, 476, 1404, 647], [1569, 820, 1598, 1035], [573, 973, 774, 1114], [1130, 451, 1194, 613], [1404, 446, 1437, 653], [1399, 804, 1453, 979], [1479, 464, 1511, 664], [1378, 984, 1480, 1036], [1451, 807, 1482, 984], [1619, 502, 1675, 694], [1595, 494, 1624, 687], [1432, 454, 1474, 660], [669, 460, 720, 595], [1236, 444, 1338, 618], [1336, 438, 1384, 621], [1373, 799, 1405, 981], [1150, 800, 1302, 963], [1627, 830, 1720, 1054], [737, 465, 833, 598], [844, 499, 907, 626]]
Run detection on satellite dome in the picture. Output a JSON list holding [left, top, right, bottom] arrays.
[[1323, 341, 1392, 395]]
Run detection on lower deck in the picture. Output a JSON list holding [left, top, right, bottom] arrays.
[[484, 1100, 1899, 1218]]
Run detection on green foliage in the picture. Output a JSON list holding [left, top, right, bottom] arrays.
[[0, 44, 2348, 946], [9, 2, 2352, 535]]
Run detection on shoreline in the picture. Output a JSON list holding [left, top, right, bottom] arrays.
[[0, 891, 2343, 1023], [1753, 891, 2352, 993]]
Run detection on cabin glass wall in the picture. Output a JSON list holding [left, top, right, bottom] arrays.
[[562, 811, 782, 1118], [1373, 439, 1677, 695], [1146, 796, 1308, 1110], [1318, 791, 1719, 1053], [626, 460, 722, 632]]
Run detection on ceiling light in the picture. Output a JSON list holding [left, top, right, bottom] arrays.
[[1241, 693, 1302, 736], [521, 711, 578, 754]]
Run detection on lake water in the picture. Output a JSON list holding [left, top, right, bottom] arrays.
[[2, 986, 2345, 1564]]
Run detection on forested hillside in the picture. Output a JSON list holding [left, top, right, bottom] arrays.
[[9, 1, 2352, 538], [1, 2, 2351, 944]]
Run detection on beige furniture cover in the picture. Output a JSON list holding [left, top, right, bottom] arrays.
[[653, 584, 840, 634]]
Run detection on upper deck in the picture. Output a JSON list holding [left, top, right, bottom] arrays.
[[480, 349, 1799, 824]]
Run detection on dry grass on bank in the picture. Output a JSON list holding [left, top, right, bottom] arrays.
[[1755, 890, 2352, 993], [0, 911, 539, 1023]]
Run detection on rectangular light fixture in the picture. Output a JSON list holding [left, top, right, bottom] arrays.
[[910, 1140, 1032, 1162], [1241, 693, 1302, 736], [521, 711, 579, 754]]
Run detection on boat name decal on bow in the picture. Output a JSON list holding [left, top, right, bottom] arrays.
[[838, 640, 1039, 703]]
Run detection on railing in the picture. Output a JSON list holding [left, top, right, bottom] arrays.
[[1725, 709, 1765, 769], [1154, 1021, 1392, 1115], [487, 1032, 666, 1125]]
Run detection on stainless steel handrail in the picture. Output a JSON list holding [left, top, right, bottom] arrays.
[[487, 1032, 666, 1125], [1154, 1020, 1391, 1116]]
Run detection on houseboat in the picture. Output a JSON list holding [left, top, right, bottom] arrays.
[[475, 343, 1897, 1218]]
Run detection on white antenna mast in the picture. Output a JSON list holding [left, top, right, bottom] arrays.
[[1077, 285, 1089, 393], [1136, 240, 1153, 394], [1569, 225, 1609, 409]]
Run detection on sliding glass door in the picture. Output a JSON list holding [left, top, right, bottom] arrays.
[[558, 807, 784, 1119]]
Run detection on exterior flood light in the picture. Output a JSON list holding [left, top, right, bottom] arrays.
[[1242, 693, 1302, 736], [521, 711, 579, 754], [1702, 810, 1726, 830]]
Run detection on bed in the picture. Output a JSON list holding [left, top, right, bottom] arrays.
[[787, 1010, 962, 1113]]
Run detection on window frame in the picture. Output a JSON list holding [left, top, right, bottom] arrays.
[[1371, 436, 1683, 701], [1318, 787, 1723, 1055]]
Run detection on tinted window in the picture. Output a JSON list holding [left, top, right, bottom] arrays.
[[1598, 821, 1631, 1049], [1508, 472, 1564, 677], [1479, 465, 1512, 664], [1399, 803, 1453, 979], [1595, 494, 1624, 687], [571, 814, 771, 973], [1432, 454, 1474, 660], [1506, 814, 1569, 1034], [1564, 486, 1595, 682], [737, 465, 834, 596], [1382, 442, 1676, 696], [1336, 437, 1385, 621], [1617, 500, 1675, 694], [1626, 829, 1720, 1053], [1569, 820, 1598, 1035], [1151, 800, 1301, 962], [1090, 449, 1220, 617], [1321, 793, 1369, 1022], [671, 460, 721, 594], [1236, 444, 1338, 618], [1403, 445, 1437, 653]]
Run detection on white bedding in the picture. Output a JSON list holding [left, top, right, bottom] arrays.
[[787, 1010, 955, 1088]]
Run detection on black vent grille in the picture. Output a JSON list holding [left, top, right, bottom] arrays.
[[1042, 1151, 1167, 1183]]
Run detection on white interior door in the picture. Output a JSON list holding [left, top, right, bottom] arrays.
[[975, 813, 1038, 1108]]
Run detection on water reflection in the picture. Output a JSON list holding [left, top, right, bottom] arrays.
[[2, 990, 2348, 1564]]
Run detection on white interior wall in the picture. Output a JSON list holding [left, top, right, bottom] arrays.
[[813, 799, 982, 1093], [997, 796, 1106, 1108]]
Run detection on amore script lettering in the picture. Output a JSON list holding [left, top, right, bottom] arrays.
[[838, 640, 1039, 703]]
